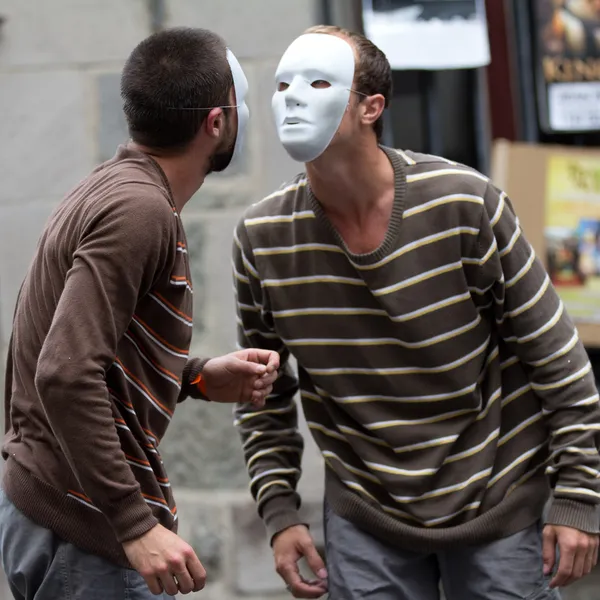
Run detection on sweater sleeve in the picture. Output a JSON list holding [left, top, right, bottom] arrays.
[[34, 194, 175, 543], [177, 357, 211, 402], [473, 181, 600, 533], [232, 219, 305, 541]]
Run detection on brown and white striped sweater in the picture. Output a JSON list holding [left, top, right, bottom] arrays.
[[233, 146, 600, 550], [2, 145, 206, 567]]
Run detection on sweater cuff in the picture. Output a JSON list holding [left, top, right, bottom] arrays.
[[545, 498, 600, 534], [180, 357, 211, 402], [103, 490, 159, 543], [262, 495, 305, 545]]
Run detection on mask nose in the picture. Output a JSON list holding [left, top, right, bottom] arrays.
[[283, 77, 306, 108]]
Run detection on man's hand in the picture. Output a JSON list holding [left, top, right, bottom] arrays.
[[543, 524, 599, 588], [203, 349, 279, 407], [123, 524, 206, 596], [273, 525, 328, 599]]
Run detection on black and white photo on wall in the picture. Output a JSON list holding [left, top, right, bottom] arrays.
[[361, 0, 490, 69]]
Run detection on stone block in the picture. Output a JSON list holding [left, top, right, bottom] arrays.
[[564, 568, 600, 600], [0, 71, 93, 205], [164, 0, 317, 60], [231, 498, 324, 596], [173, 491, 225, 577], [0, 0, 149, 67], [255, 60, 306, 200], [181, 214, 208, 345], [160, 400, 248, 490], [0, 202, 56, 347], [96, 72, 129, 163], [188, 186, 255, 212], [182, 211, 244, 358]]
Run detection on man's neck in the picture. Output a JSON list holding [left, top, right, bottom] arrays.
[[129, 142, 208, 213], [306, 141, 394, 222]]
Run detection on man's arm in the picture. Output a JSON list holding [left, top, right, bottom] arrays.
[[471, 182, 600, 585], [34, 194, 174, 543], [473, 182, 600, 528], [231, 220, 305, 540]]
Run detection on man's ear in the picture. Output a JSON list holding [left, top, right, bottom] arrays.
[[361, 94, 386, 128], [205, 107, 225, 139]]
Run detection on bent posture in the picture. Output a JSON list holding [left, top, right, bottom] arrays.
[[233, 26, 600, 600], [0, 27, 278, 600]]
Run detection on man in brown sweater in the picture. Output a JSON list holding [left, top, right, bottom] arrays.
[[0, 27, 279, 600], [233, 25, 600, 599]]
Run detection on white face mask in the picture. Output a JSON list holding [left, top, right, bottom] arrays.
[[272, 34, 355, 163], [226, 48, 249, 168]]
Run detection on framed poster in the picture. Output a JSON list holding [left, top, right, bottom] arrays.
[[533, 0, 600, 133], [491, 139, 600, 346], [361, 0, 490, 70]]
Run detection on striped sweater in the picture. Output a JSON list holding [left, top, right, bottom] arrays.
[[2, 145, 206, 567], [233, 146, 600, 549]]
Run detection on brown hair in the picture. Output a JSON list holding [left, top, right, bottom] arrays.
[[304, 25, 392, 141], [121, 27, 233, 150]]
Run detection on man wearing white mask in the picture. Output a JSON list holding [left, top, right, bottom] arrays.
[[0, 27, 280, 600], [233, 25, 600, 599]]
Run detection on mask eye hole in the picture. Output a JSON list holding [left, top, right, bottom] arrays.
[[311, 80, 331, 89], [277, 82, 289, 92]]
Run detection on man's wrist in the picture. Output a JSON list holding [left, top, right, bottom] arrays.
[[545, 497, 600, 534], [183, 357, 211, 400], [261, 494, 304, 545], [102, 490, 159, 543]]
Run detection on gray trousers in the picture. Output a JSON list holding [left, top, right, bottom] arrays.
[[324, 503, 561, 600], [0, 488, 173, 600]]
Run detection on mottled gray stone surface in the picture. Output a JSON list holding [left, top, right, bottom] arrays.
[[96, 72, 129, 163], [160, 400, 248, 489], [0, 71, 92, 206], [231, 498, 325, 596], [164, 0, 317, 60], [563, 569, 600, 600], [174, 492, 225, 577], [0, 202, 56, 348], [181, 211, 243, 359], [181, 216, 207, 342], [188, 186, 256, 211], [0, 0, 149, 67]]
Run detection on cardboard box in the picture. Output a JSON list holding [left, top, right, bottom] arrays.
[[491, 139, 600, 347]]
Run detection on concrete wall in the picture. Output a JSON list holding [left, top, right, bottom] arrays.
[[0, 1, 326, 598]]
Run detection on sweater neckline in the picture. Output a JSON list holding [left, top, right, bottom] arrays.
[[306, 146, 407, 266]]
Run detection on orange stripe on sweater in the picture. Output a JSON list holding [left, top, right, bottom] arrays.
[[126, 329, 182, 384], [115, 358, 174, 417], [133, 316, 189, 356], [154, 292, 192, 323]]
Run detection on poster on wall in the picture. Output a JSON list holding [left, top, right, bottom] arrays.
[[361, 0, 490, 70], [533, 0, 600, 132], [545, 154, 600, 323]]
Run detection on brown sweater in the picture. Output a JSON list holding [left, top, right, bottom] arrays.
[[2, 145, 206, 567], [233, 147, 600, 551]]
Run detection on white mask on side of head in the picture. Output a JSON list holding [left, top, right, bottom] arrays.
[[226, 48, 250, 167], [272, 34, 355, 163]]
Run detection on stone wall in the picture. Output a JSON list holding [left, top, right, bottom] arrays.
[[0, 1, 327, 597]]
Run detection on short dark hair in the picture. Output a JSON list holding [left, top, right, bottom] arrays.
[[121, 27, 233, 150], [304, 25, 392, 141]]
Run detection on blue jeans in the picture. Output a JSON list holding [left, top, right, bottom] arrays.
[[0, 488, 173, 600]]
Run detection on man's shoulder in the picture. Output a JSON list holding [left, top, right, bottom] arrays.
[[396, 148, 489, 195], [240, 172, 309, 224], [66, 156, 174, 225]]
